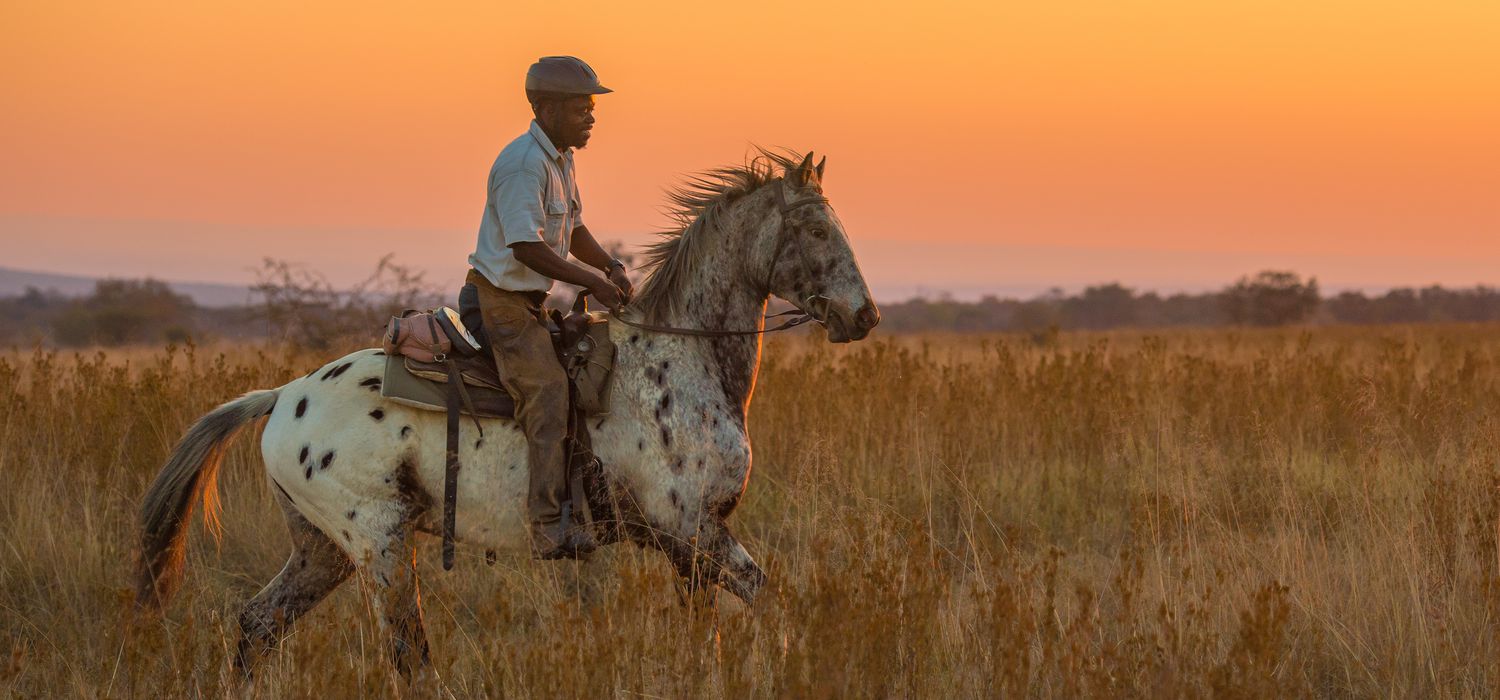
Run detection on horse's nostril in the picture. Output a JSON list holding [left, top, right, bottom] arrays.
[[855, 304, 880, 330]]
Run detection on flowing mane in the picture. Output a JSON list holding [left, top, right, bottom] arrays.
[[632, 148, 807, 321]]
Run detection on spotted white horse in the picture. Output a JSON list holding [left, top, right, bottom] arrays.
[[134, 151, 879, 676]]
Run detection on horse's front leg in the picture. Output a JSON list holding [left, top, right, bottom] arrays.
[[661, 518, 766, 607], [712, 523, 766, 604]]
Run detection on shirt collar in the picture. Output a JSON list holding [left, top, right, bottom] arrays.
[[528, 120, 565, 161]]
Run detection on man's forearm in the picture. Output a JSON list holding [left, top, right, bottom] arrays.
[[511, 242, 609, 290], [568, 225, 616, 272]]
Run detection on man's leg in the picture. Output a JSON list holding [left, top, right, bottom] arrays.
[[469, 273, 576, 555]]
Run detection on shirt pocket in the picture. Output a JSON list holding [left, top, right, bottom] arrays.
[[542, 193, 570, 246]]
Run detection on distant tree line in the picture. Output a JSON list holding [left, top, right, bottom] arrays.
[[878, 271, 1500, 334], [3, 266, 1500, 347]]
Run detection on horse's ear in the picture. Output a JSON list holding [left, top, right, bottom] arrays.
[[794, 152, 816, 187], [815, 155, 826, 180]]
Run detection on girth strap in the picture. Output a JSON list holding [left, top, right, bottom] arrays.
[[441, 359, 483, 570]]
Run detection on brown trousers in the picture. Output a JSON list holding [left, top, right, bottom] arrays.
[[466, 270, 569, 526]]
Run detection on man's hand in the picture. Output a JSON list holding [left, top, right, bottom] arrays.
[[587, 274, 624, 309], [607, 265, 634, 304]]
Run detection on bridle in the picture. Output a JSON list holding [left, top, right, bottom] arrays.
[[608, 181, 834, 338]]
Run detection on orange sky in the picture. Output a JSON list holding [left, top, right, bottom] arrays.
[[2, 1, 1497, 298]]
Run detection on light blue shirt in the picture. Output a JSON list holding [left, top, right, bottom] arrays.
[[469, 121, 583, 292]]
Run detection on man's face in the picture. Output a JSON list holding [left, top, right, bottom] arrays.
[[539, 95, 596, 150]]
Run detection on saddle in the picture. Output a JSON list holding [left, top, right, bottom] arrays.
[[378, 288, 617, 569]]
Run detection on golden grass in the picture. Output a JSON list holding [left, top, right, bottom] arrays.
[[3, 325, 1500, 697]]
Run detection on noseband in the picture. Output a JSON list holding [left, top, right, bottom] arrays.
[[609, 182, 832, 338]]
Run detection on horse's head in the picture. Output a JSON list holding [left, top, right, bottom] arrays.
[[763, 153, 880, 342]]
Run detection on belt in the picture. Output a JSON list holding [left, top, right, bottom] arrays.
[[468, 269, 550, 306]]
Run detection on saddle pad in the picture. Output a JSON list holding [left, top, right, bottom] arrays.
[[404, 354, 505, 391], [380, 354, 516, 419]]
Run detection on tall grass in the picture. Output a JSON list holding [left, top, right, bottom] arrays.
[[2, 325, 1499, 697]]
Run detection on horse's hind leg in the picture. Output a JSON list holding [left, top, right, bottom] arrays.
[[235, 490, 355, 677], [365, 522, 431, 679]]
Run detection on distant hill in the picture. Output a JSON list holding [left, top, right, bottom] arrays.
[[0, 266, 258, 308]]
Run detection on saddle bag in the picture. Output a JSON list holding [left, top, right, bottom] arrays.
[[557, 301, 616, 415], [382, 307, 480, 362]]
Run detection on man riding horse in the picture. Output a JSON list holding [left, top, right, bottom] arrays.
[[464, 56, 631, 559], [135, 55, 881, 677]]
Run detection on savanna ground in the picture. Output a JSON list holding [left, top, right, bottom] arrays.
[[3, 325, 1500, 697]]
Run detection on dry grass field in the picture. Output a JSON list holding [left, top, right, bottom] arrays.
[[3, 325, 1500, 697]]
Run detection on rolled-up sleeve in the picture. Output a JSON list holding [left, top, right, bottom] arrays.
[[493, 168, 547, 247]]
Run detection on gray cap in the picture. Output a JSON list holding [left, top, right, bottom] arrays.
[[525, 56, 612, 95]]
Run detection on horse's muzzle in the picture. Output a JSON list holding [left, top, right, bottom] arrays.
[[823, 299, 880, 343]]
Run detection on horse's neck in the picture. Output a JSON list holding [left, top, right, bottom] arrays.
[[653, 202, 773, 420]]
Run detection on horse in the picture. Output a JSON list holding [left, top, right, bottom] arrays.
[[133, 150, 880, 677]]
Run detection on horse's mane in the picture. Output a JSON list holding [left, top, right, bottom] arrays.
[[633, 147, 806, 322]]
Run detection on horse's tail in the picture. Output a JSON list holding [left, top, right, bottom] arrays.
[[134, 388, 280, 611]]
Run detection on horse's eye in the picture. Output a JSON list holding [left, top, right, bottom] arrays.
[[810, 228, 828, 240]]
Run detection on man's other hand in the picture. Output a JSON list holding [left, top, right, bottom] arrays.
[[588, 275, 624, 309], [607, 266, 634, 304]]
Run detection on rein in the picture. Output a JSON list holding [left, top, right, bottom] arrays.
[[607, 182, 831, 339], [610, 307, 817, 338]]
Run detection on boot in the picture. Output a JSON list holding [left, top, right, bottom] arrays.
[[530, 501, 598, 561]]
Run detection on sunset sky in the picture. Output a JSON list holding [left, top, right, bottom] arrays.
[[3, 1, 1497, 299]]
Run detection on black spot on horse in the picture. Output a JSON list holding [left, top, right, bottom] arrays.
[[637, 440, 644, 451], [669, 457, 684, 474], [369, 409, 384, 421], [304, 466, 312, 480], [668, 489, 680, 507], [394, 458, 432, 515], [710, 345, 753, 420], [475, 438, 484, 449], [713, 492, 743, 519], [341, 530, 351, 542], [659, 425, 672, 448], [319, 363, 348, 381], [346, 510, 357, 520], [295, 397, 307, 418], [594, 418, 606, 430], [659, 393, 672, 412], [320, 451, 335, 470], [400, 426, 412, 439], [359, 377, 381, 391], [298, 445, 309, 463], [629, 334, 639, 344]]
